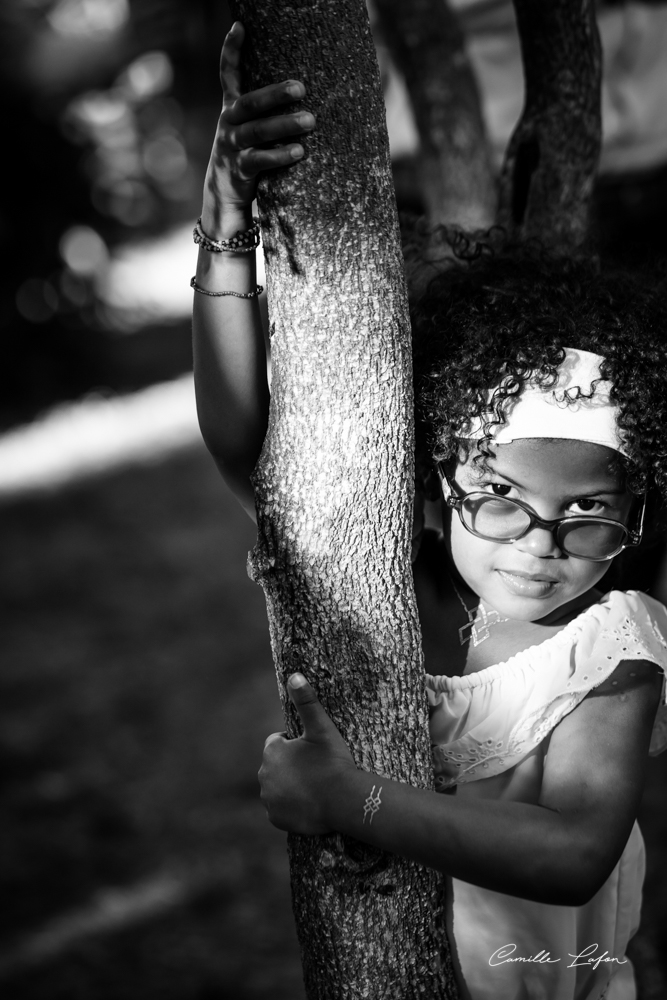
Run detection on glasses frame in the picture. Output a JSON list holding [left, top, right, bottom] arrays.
[[435, 462, 646, 562]]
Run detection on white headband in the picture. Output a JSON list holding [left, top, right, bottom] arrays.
[[465, 348, 628, 456]]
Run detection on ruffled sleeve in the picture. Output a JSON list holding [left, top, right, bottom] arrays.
[[636, 593, 667, 754], [427, 590, 667, 789], [562, 590, 667, 755]]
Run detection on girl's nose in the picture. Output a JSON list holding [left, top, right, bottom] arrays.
[[514, 525, 562, 558]]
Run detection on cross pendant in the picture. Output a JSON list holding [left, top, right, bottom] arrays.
[[458, 606, 507, 647], [458, 617, 489, 647]]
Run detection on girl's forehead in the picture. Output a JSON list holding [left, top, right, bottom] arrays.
[[458, 438, 628, 494]]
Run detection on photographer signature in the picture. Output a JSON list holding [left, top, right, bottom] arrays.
[[489, 943, 628, 971]]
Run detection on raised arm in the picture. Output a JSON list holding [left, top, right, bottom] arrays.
[[192, 22, 314, 519]]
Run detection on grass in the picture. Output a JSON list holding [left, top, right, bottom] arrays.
[[0, 443, 304, 998]]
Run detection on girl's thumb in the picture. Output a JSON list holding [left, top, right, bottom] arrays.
[[288, 673, 333, 739]]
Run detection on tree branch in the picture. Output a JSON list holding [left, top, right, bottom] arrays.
[[497, 0, 602, 247], [373, 0, 495, 229]]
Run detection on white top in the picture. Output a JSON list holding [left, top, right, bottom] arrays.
[[426, 590, 667, 1000]]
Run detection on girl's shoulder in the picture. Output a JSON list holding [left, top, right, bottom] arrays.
[[427, 588, 667, 774], [587, 590, 667, 755], [492, 588, 667, 685]]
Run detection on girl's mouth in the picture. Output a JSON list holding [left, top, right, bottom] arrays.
[[496, 569, 558, 598]]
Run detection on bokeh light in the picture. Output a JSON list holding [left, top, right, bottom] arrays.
[[143, 132, 188, 183], [47, 0, 130, 38], [59, 225, 109, 276], [119, 51, 174, 101], [61, 49, 189, 229]]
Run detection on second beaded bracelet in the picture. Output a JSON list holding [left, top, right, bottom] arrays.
[[190, 277, 263, 299]]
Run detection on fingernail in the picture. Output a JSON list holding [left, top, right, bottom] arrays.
[[299, 114, 315, 129], [287, 82, 304, 98], [290, 145, 304, 159], [289, 673, 307, 688]]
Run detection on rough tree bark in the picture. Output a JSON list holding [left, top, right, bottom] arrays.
[[497, 0, 602, 246], [228, 1, 459, 997], [372, 0, 495, 230]]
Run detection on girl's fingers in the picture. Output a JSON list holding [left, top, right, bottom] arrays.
[[225, 80, 306, 125], [232, 111, 315, 151], [237, 144, 305, 179], [214, 21, 309, 189], [219, 21, 244, 103]]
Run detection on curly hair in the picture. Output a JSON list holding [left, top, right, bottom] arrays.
[[410, 231, 667, 528]]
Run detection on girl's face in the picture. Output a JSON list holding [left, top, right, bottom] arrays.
[[447, 438, 635, 622]]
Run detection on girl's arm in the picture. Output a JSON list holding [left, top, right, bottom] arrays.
[[260, 661, 662, 906], [193, 22, 314, 519]]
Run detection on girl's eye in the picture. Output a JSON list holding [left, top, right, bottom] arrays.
[[489, 483, 512, 497], [569, 498, 604, 515]]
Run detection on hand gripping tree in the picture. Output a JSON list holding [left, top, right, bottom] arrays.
[[228, 1, 458, 997]]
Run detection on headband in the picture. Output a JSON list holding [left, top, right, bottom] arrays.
[[465, 348, 628, 457]]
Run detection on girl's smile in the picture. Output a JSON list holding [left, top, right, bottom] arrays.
[[446, 438, 635, 624], [495, 569, 559, 599]]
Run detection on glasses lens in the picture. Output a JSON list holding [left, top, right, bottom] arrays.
[[557, 519, 627, 559], [462, 495, 531, 540]]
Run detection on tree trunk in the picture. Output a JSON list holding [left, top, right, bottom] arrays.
[[229, 1, 458, 997], [372, 0, 495, 230], [497, 0, 602, 246]]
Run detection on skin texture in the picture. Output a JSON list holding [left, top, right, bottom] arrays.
[[259, 438, 662, 907]]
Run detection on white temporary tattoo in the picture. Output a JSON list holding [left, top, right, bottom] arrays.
[[362, 784, 383, 825]]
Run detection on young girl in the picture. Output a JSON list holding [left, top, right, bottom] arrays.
[[193, 23, 667, 1000]]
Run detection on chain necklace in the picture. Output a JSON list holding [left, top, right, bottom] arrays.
[[449, 577, 510, 647]]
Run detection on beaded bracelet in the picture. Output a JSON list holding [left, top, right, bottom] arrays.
[[193, 216, 260, 253], [190, 276, 263, 298]]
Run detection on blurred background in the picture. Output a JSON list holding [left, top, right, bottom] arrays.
[[1, 0, 667, 997]]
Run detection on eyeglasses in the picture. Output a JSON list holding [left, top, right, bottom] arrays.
[[436, 463, 645, 562]]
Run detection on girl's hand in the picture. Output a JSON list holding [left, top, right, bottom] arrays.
[[202, 21, 316, 235], [259, 674, 357, 836]]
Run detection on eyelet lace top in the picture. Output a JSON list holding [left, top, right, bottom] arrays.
[[426, 590, 667, 792]]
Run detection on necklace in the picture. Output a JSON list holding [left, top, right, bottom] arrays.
[[450, 577, 509, 647]]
